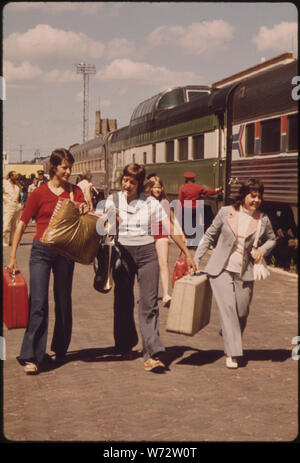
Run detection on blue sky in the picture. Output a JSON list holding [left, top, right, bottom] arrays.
[[3, 1, 297, 162]]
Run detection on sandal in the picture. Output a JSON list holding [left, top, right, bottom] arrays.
[[24, 361, 39, 375], [144, 357, 165, 372]]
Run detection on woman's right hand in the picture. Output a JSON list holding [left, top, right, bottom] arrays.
[[7, 256, 19, 273]]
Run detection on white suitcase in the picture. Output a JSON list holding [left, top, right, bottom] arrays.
[[166, 273, 212, 336]]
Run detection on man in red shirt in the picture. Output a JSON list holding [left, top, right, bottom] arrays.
[[178, 172, 222, 246]]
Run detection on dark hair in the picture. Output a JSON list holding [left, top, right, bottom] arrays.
[[49, 148, 74, 179], [7, 171, 16, 179], [233, 178, 264, 210], [144, 176, 168, 201], [121, 163, 145, 194], [146, 172, 157, 180]]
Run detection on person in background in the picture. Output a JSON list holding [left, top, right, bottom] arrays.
[[76, 174, 84, 185], [77, 171, 93, 211], [98, 163, 196, 372], [27, 177, 38, 197], [178, 172, 222, 246], [146, 172, 157, 181], [194, 178, 276, 369], [145, 175, 185, 308], [7, 148, 88, 375], [36, 169, 49, 187], [3, 171, 22, 247]]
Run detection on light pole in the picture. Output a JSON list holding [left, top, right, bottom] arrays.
[[75, 63, 96, 143]]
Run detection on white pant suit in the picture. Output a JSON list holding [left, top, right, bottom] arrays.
[[194, 206, 276, 357]]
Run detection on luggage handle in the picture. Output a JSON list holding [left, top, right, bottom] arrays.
[[185, 270, 207, 280], [5, 267, 20, 283]]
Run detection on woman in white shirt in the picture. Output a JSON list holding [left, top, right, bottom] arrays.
[[99, 164, 196, 372], [194, 178, 276, 369]]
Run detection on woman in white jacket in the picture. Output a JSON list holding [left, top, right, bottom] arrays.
[[194, 178, 276, 369]]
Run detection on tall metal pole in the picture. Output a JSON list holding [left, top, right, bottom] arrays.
[[75, 63, 96, 143]]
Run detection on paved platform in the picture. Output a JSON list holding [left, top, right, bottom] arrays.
[[1, 223, 298, 446]]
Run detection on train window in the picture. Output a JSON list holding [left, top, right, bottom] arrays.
[[152, 144, 156, 164], [132, 153, 136, 163], [192, 135, 204, 159], [158, 89, 185, 110], [143, 152, 147, 165], [178, 137, 188, 161], [166, 141, 174, 162], [287, 114, 298, 152], [245, 123, 255, 156], [187, 90, 210, 102], [260, 118, 281, 155]]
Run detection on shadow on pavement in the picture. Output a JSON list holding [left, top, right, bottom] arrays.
[[39, 346, 292, 373]]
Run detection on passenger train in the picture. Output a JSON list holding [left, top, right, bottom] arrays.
[[67, 53, 298, 267]]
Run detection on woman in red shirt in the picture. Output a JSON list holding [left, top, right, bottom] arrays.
[[7, 148, 88, 374]]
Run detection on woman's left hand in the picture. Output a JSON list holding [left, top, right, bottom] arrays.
[[186, 256, 197, 273], [251, 248, 264, 263]]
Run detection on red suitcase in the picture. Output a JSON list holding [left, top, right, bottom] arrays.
[[3, 267, 29, 329]]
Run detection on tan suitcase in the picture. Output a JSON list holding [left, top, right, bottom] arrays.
[[166, 273, 212, 336]]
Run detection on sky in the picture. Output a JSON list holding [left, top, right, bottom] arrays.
[[2, 1, 298, 163]]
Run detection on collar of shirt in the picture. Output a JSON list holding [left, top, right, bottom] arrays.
[[119, 192, 150, 214]]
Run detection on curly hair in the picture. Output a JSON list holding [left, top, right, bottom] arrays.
[[233, 178, 264, 210]]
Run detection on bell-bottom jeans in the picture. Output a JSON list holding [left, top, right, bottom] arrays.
[[19, 240, 75, 364], [112, 242, 165, 361]]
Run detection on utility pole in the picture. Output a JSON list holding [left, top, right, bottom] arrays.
[[75, 63, 96, 143], [19, 144, 23, 163]]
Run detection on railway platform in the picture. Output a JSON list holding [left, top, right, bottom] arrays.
[[1, 223, 298, 448]]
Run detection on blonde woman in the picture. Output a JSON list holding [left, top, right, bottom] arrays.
[[145, 176, 186, 307]]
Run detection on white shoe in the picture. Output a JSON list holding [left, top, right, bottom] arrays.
[[162, 295, 172, 307], [3, 242, 9, 247], [24, 361, 39, 374], [226, 356, 238, 369]]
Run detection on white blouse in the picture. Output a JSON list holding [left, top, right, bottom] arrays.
[[225, 207, 254, 273], [99, 192, 168, 246]]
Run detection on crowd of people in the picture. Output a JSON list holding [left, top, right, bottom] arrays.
[[3, 169, 49, 247], [6, 150, 277, 375]]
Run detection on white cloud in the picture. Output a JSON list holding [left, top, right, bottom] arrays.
[[147, 20, 235, 55], [4, 24, 105, 66], [252, 22, 297, 53], [96, 59, 200, 86], [3, 59, 81, 86], [3, 60, 43, 83], [107, 38, 137, 59], [43, 69, 81, 83]]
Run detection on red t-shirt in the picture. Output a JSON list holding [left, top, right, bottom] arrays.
[[20, 183, 85, 241], [178, 182, 218, 208]]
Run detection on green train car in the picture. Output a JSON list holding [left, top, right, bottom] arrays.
[[69, 56, 298, 268]]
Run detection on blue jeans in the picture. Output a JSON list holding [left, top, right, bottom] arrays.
[[112, 242, 165, 361], [19, 240, 75, 364]]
